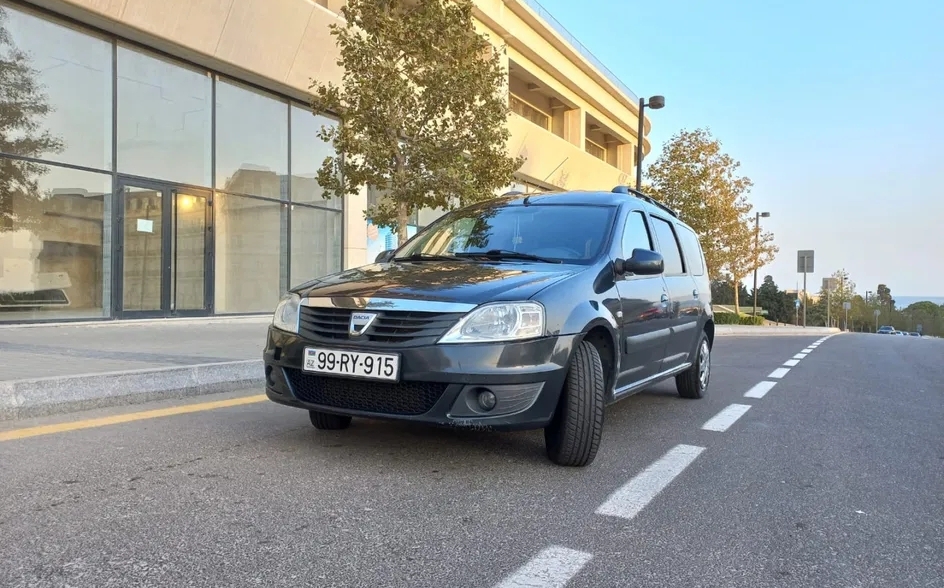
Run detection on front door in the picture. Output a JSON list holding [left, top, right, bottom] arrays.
[[115, 179, 212, 318]]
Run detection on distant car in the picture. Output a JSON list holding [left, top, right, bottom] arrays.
[[909, 332, 920, 337], [877, 326, 895, 335], [263, 186, 715, 467]]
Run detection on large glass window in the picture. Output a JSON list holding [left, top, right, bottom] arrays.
[[290, 205, 341, 286], [676, 224, 705, 276], [215, 79, 288, 199], [0, 160, 111, 321], [291, 105, 340, 209], [620, 210, 653, 258], [0, 5, 112, 170], [214, 193, 285, 313], [116, 45, 212, 187]]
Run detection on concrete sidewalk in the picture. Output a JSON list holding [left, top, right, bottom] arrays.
[[0, 316, 269, 420], [0, 317, 841, 421]]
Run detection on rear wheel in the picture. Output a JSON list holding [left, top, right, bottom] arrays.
[[309, 410, 352, 430], [544, 339, 606, 467], [676, 331, 711, 399]]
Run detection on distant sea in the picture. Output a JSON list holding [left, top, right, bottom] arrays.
[[894, 296, 944, 309]]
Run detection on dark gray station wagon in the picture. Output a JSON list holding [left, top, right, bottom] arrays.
[[264, 186, 714, 467]]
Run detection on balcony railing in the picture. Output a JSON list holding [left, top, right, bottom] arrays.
[[519, 0, 639, 103]]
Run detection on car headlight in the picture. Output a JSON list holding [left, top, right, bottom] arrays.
[[272, 292, 301, 333], [438, 302, 545, 344]]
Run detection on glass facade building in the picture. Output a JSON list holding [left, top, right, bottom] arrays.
[[0, 2, 342, 322]]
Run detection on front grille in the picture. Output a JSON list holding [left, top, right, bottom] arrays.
[[298, 306, 464, 346], [285, 368, 448, 415]]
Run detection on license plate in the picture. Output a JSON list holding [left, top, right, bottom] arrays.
[[302, 347, 400, 381]]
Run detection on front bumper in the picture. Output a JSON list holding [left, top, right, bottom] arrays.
[[262, 326, 577, 431]]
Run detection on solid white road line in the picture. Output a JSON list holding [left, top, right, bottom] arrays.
[[793, 353, 808, 359], [494, 546, 593, 588], [744, 380, 778, 399], [783, 359, 800, 367], [768, 367, 791, 379], [595, 444, 705, 520], [701, 404, 752, 432]]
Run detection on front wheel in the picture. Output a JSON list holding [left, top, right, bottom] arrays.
[[544, 339, 606, 467], [676, 331, 711, 399], [309, 410, 352, 430]]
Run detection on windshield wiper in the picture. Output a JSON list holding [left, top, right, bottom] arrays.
[[455, 249, 562, 264], [392, 252, 470, 262]]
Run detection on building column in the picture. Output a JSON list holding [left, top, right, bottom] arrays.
[[343, 186, 368, 269], [563, 107, 584, 148]]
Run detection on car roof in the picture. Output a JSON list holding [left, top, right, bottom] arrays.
[[496, 186, 690, 228]]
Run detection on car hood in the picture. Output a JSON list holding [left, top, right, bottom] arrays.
[[294, 260, 582, 305]]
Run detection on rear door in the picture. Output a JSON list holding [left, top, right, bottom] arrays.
[[647, 214, 701, 372], [613, 207, 671, 389]]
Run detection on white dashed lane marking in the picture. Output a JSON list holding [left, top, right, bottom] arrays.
[[493, 546, 593, 588], [744, 380, 778, 399], [768, 367, 791, 379], [802, 347, 814, 353], [701, 404, 752, 432], [595, 444, 705, 520], [793, 353, 808, 359], [783, 359, 800, 367]]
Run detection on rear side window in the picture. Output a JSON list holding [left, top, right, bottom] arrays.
[[650, 216, 685, 275], [676, 224, 705, 276]]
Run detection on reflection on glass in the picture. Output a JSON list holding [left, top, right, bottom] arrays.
[[121, 186, 163, 311], [0, 160, 111, 321], [216, 79, 288, 199], [173, 192, 207, 310], [0, 5, 112, 170], [291, 105, 340, 208], [396, 203, 617, 264], [290, 205, 342, 286], [117, 46, 212, 187], [214, 193, 284, 313]]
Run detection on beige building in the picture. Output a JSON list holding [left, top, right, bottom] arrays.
[[0, 0, 653, 323]]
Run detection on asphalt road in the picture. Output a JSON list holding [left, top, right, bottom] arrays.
[[1, 333, 942, 588]]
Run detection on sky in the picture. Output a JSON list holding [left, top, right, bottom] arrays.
[[538, 0, 944, 299]]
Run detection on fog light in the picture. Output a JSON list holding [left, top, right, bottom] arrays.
[[477, 389, 497, 411]]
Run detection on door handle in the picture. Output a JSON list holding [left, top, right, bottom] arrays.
[[693, 289, 699, 299], [661, 293, 669, 305]]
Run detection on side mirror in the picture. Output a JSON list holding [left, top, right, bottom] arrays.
[[615, 248, 664, 276], [375, 249, 395, 263]]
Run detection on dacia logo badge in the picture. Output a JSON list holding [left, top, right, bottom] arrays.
[[349, 312, 377, 337]]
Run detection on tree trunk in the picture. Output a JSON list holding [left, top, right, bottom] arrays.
[[397, 200, 409, 245], [733, 279, 740, 314]]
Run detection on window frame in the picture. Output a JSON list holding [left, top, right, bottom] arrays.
[[648, 214, 688, 277]]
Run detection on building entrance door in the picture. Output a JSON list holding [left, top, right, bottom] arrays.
[[114, 179, 212, 318]]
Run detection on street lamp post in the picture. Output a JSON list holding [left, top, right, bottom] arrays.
[[635, 95, 665, 190], [752, 211, 771, 318]]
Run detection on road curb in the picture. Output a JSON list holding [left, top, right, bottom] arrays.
[[715, 326, 842, 337], [0, 360, 264, 421]]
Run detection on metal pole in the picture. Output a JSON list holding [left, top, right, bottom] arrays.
[[635, 97, 645, 190], [802, 258, 807, 327], [752, 212, 760, 318], [827, 288, 831, 328]]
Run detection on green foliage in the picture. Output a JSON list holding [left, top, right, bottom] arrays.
[[309, 0, 524, 241], [645, 128, 778, 313], [710, 274, 749, 305], [714, 312, 765, 325]]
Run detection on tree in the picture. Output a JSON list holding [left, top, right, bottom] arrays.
[[720, 215, 778, 314], [309, 0, 524, 242], [646, 128, 758, 278], [819, 269, 855, 328], [0, 6, 64, 233]]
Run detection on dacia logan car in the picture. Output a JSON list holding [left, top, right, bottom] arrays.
[[264, 186, 714, 467]]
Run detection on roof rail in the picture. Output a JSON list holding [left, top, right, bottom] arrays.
[[610, 185, 679, 218]]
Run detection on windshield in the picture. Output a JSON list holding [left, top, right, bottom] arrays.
[[394, 202, 616, 264]]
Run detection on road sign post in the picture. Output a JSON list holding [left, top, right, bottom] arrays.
[[797, 250, 814, 327], [823, 277, 838, 328], [794, 297, 800, 326], [843, 301, 851, 331]]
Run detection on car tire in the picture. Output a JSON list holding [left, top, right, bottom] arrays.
[[309, 410, 352, 430], [676, 331, 711, 399], [544, 339, 606, 467]]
